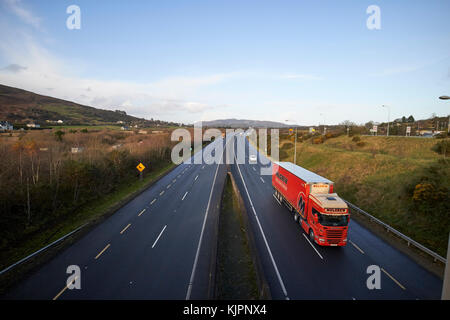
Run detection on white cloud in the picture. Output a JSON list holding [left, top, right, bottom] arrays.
[[0, 24, 233, 123], [1, 63, 27, 73], [279, 73, 323, 80], [2, 0, 42, 30]]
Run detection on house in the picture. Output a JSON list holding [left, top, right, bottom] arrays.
[[57, 120, 64, 124], [26, 123, 40, 128], [117, 120, 124, 124], [0, 121, 13, 131], [138, 130, 148, 134], [71, 147, 84, 154]]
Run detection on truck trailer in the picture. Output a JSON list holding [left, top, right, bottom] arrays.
[[272, 162, 349, 246]]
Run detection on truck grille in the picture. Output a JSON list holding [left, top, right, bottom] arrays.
[[326, 229, 343, 244]]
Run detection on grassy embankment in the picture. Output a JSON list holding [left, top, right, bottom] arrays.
[[271, 135, 449, 256], [216, 174, 259, 299]]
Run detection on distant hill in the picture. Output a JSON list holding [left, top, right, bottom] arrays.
[[197, 118, 302, 128], [0, 84, 175, 126]]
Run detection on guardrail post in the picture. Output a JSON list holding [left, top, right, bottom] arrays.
[[442, 233, 450, 300]]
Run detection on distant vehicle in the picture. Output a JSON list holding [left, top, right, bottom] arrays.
[[249, 154, 257, 163], [272, 162, 349, 246]]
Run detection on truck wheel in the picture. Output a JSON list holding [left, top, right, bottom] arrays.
[[309, 229, 315, 243]]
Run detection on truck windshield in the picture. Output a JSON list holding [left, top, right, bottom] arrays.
[[317, 213, 349, 227]]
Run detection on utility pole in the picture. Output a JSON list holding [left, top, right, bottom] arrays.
[[382, 105, 390, 136], [285, 120, 297, 164], [442, 234, 450, 300]]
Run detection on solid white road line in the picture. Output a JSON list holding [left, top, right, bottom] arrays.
[[138, 209, 146, 216], [186, 137, 227, 300], [152, 225, 167, 249], [235, 153, 290, 300], [182, 191, 188, 201], [381, 267, 406, 290], [349, 240, 365, 254], [302, 234, 324, 260]]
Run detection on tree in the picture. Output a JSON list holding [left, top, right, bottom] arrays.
[[402, 116, 406, 123], [407, 115, 415, 123], [340, 120, 356, 127], [54, 130, 65, 142]]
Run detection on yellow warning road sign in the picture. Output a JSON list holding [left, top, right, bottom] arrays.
[[136, 163, 146, 172]]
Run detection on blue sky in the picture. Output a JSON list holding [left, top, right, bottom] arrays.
[[0, 0, 449, 125]]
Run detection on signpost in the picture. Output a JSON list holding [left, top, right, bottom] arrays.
[[370, 125, 378, 136], [406, 126, 411, 137], [136, 162, 146, 181]]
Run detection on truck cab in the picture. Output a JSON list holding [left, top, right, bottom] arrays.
[[303, 193, 349, 246]]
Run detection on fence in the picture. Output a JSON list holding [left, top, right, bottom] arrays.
[[345, 200, 446, 264]]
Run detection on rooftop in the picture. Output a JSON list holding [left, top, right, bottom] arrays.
[[276, 162, 333, 184]]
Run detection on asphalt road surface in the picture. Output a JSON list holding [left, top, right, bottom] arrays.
[[4, 137, 230, 300], [3, 132, 444, 300], [229, 133, 443, 300]]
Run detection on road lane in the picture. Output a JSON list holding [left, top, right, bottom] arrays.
[[230, 134, 442, 299], [4, 138, 227, 300]]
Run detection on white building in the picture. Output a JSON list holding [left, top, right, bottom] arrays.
[[71, 147, 84, 154], [0, 121, 13, 131], [26, 123, 40, 128]]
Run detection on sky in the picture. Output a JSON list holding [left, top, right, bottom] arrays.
[[0, 0, 449, 125]]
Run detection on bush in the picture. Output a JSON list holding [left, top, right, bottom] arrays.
[[356, 141, 366, 147], [54, 130, 65, 141], [312, 136, 325, 144], [282, 142, 293, 150], [432, 139, 450, 156], [352, 136, 361, 142]]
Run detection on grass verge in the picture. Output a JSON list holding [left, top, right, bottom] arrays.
[[215, 174, 259, 299]]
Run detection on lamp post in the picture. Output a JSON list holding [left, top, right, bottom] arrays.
[[439, 95, 450, 299], [285, 120, 297, 164], [319, 113, 326, 135], [439, 96, 450, 133], [381, 105, 390, 136]]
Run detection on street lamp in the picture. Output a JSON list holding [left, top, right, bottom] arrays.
[[438, 95, 450, 134], [319, 113, 326, 135], [285, 120, 297, 164], [381, 105, 390, 136]]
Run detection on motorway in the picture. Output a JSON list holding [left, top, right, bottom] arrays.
[[3, 132, 444, 300], [3, 137, 229, 300], [229, 133, 443, 299]]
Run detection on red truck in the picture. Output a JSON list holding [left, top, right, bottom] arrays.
[[272, 162, 349, 246]]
